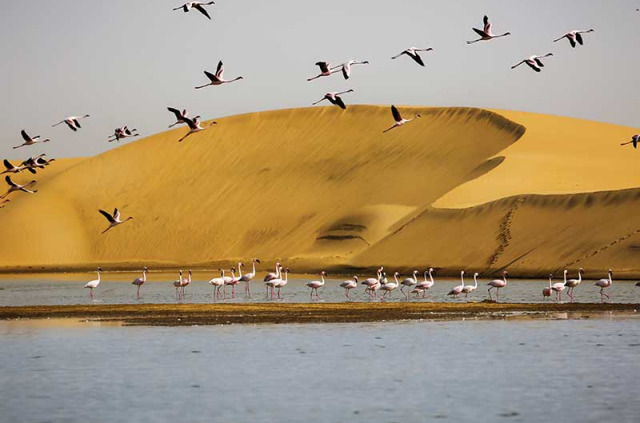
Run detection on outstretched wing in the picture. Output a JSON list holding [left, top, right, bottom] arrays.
[[3, 159, 13, 170], [525, 61, 541, 72], [472, 27, 487, 37], [342, 66, 350, 79], [316, 62, 330, 73], [483, 15, 491, 33], [168, 107, 182, 119], [391, 105, 402, 122], [216, 60, 224, 78], [568, 36, 576, 48], [334, 96, 347, 110], [534, 58, 544, 68], [5, 176, 17, 187], [409, 52, 425, 66], [21, 130, 30, 141], [99, 209, 115, 223], [575, 32, 583, 45], [113, 208, 120, 220], [204, 70, 218, 82], [194, 3, 211, 19], [74, 119, 81, 129]]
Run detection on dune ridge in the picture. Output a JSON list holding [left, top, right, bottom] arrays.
[[0, 105, 639, 277]]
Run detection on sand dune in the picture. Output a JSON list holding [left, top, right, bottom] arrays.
[[0, 106, 638, 277]]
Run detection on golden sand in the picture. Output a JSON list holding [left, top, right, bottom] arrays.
[[0, 106, 639, 277]]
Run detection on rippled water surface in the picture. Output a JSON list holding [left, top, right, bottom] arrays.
[[1, 316, 639, 423], [0, 272, 637, 306]]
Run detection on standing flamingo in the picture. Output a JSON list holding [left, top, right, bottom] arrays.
[[543, 274, 553, 299], [84, 267, 102, 298], [307, 271, 326, 299], [208, 269, 226, 300], [383, 105, 421, 133], [312, 90, 354, 109], [265, 266, 283, 300], [362, 267, 384, 299], [180, 270, 192, 296], [225, 267, 240, 298], [52, 115, 90, 132], [307, 62, 341, 81], [594, 269, 613, 303], [487, 270, 508, 301], [391, 48, 433, 67], [552, 271, 567, 301], [467, 15, 511, 44], [462, 272, 479, 298], [565, 268, 584, 302], [195, 61, 243, 89], [553, 29, 594, 48], [448, 271, 465, 298], [240, 258, 261, 297], [511, 53, 553, 72], [380, 273, 400, 299], [412, 268, 435, 298], [340, 276, 359, 299], [264, 262, 281, 297], [620, 135, 640, 149], [132, 267, 147, 298], [400, 270, 419, 299], [174, 270, 183, 297], [13, 130, 50, 149], [273, 268, 289, 299]]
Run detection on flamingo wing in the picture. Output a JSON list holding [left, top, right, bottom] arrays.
[[334, 96, 347, 110], [534, 58, 544, 67], [483, 15, 491, 33], [216, 60, 224, 78], [73, 119, 81, 129], [575, 32, 584, 45], [194, 3, 211, 19], [21, 130, 30, 141], [3, 160, 13, 170], [472, 28, 488, 37], [525, 61, 541, 72], [168, 107, 182, 119], [342, 66, 350, 79], [5, 176, 17, 187], [204, 70, 217, 82], [113, 208, 121, 221], [391, 105, 402, 122], [99, 209, 115, 223], [568, 36, 576, 48], [409, 52, 425, 66], [316, 62, 330, 73]]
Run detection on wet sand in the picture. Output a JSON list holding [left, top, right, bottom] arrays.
[[0, 302, 637, 326]]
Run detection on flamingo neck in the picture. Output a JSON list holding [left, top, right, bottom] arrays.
[[473, 274, 478, 288], [142, 270, 146, 282], [237, 263, 243, 278], [252, 261, 257, 275]]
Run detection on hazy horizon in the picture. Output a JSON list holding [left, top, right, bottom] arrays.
[[1, 0, 638, 160]]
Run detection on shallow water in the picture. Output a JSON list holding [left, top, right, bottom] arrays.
[[0, 272, 637, 306], [1, 317, 639, 423]]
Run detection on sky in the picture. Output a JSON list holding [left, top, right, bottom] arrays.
[[1, 0, 638, 159]]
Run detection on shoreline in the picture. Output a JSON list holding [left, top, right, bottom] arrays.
[[1, 303, 637, 326]]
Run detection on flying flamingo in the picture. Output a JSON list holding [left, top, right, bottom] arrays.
[[307, 271, 326, 300], [239, 258, 261, 297], [1, 176, 37, 199], [565, 268, 584, 302], [333, 60, 369, 79], [448, 271, 465, 298], [462, 272, 479, 298], [594, 269, 613, 303], [84, 267, 102, 298], [383, 105, 421, 133], [553, 29, 595, 48], [511, 53, 553, 72], [13, 130, 50, 149], [208, 269, 226, 300], [108, 126, 139, 143], [177, 116, 216, 142], [167, 107, 191, 128], [340, 276, 358, 299], [467, 15, 511, 44], [173, 2, 216, 20], [543, 274, 553, 299], [312, 89, 354, 109], [132, 267, 148, 298], [52, 115, 90, 132], [21, 155, 54, 173], [620, 135, 640, 149], [391, 48, 433, 67], [487, 270, 508, 301], [412, 268, 435, 298], [273, 268, 289, 299], [98, 208, 133, 234], [307, 62, 341, 81], [195, 61, 243, 89], [552, 271, 567, 301], [2, 160, 28, 175], [380, 273, 400, 299], [400, 270, 419, 299], [174, 270, 183, 298]]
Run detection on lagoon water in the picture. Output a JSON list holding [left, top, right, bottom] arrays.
[[1, 316, 639, 423], [0, 272, 638, 306]]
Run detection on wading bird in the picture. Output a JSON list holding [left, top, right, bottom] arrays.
[[273, 268, 289, 299], [132, 267, 148, 298], [1, 176, 37, 199], [195, 61, 243, 89], [174, 270, 184, 297], [98, 208, 133, 234], [307, 62, 341, 81], [307, 271, 326, 299], [52, 115, 90, 132], [462, 272, 479, 297], [265, 266, 282, 300], [13, 130, 50, 149], [412, 268, 435, 298], [167, 107, 191, 128], [383, 105, 421, 133], [380, 273, 400, 299], [594, 269, 613, 303], [208, 269, 226, 300], [312, 90, 354, 109], [553, 29, 594, 48], [340, 276, 359, 299], [487, 270, 508, 301], [543, 274, 553, 299], [511, 53, 553, 72], [564, 268, 584, 302], [362, 267, 384, 299], [239, 258, 261, 297], [448, 271, 465, 298], [391, 48, 433, 67], [400, 270, 419, 299], [552, 271, 567, 301], [179, 270, 192, 296], [84, 267, 102, 298], [224, 267, 240, 298], [173, 1, 216, 20], [467, 15, 511, 44], [333, 60, 369, 79], [620, 135, 640, 149], [108, 126, 139, 143], [177, 116, 216, 142]]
